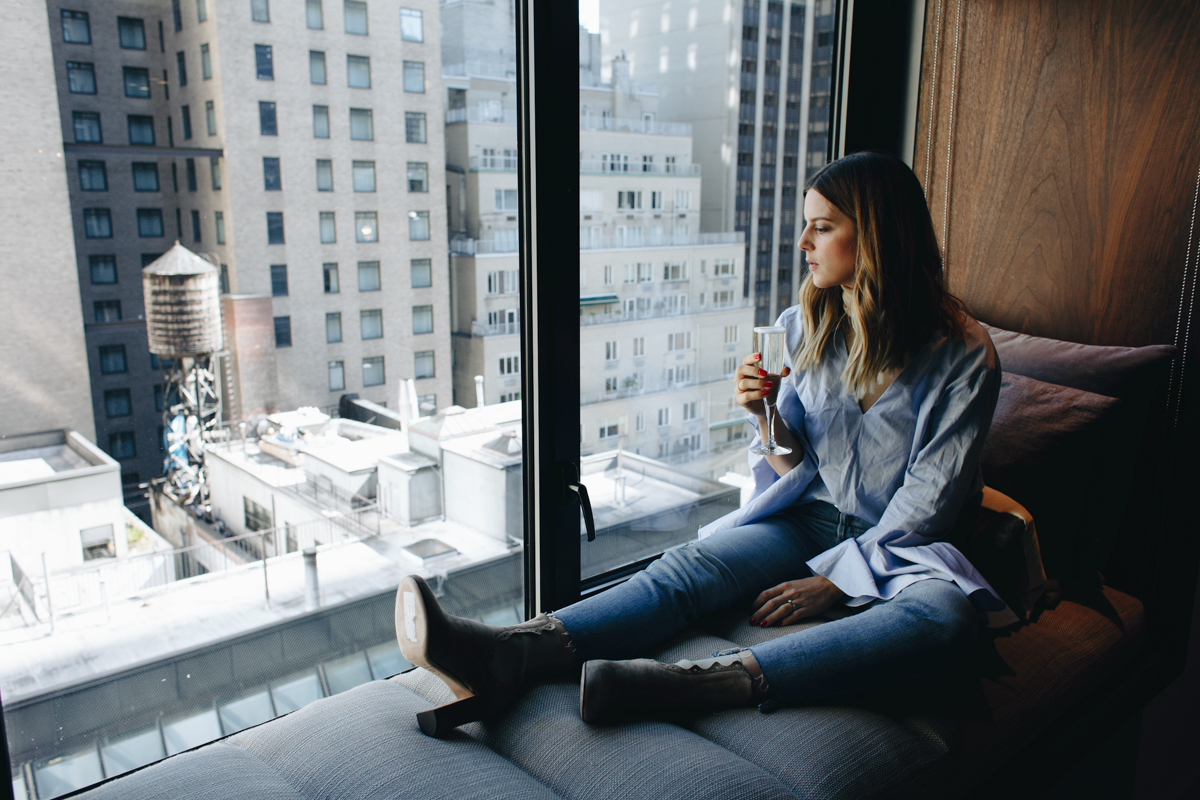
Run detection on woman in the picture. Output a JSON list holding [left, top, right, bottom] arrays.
[[397, 152, 1017, 738]]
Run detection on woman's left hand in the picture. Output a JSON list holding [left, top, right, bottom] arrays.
[[750, 576, 847, 626]]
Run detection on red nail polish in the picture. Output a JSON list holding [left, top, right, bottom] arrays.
[[759, 621, 768, 627], [753, 353, 761, 359], [748, 618, 756, 625], [764, 382, 773, 389], [758, 369, 767, 376]]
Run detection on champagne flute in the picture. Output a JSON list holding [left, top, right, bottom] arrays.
[[750, 326, 792, 456]]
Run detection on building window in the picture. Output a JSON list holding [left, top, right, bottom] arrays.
[[663, 261, 687, 280], [251, 0, 271, 23], [344, 0, 368, 34], [260, 101, 278, 135], [181, 106, 193, 139], [316, 159, 334, 191], [349, 108, 373, 140], [414, 351, 434, 379], [201, 43, 212, 79], [407, 210, 429, 241], [307, 0, 324, 29], [244, 497, 272, 533], [204, 100, 217, 135], [270, 264, 288, 296], [400, 8, 422, 40], [319, 211, 336, 243], [599, 417, 619, 437], [325, 312, 342, 343], [356, 211, 378, 242], [90, 255, 117, 284], [78, 161, 107, 191], [255, 44, 274, 79], [94, 300, 122, 322], [604, 341, 618, 362], [263, 157, 282, 190], [176, 51, 188, 85], [352, 161, 376, 192], [127, 115, 156, 145], [310, 50, 326, 84], [215, 211, 225, 244], [83, 208, 112, 238], [494, 188, 517, 211], [104, 389, 132, 417], [185, 158, 197, 190], [313, 105, 330, 138], [118, 66, 151, 99], [486, 270, 518, 295], [411, 258, 431, 288], [412, 305, 433, 335], [360, 309, 383, 339], [328, 360, 345, 391], [658, 407, 670, 427], [402, 162, 429, 194], [191, 209, 202, 241], [99, 345, 127, 374], [210, 157, 222, 189], [266, 212, 285, 244], [617, 191, 642, 210], [109, 432, 137, 460], [682, 401, 698, 422], [219, 263, 229, 292], [347, 55, 370, 88], [363, 356, 385, 386], [405, 112, 426, 143], [323, 263, 339, 293], [137, 208, 164, 237], [61, 10, 91, 43], [197, 0, 208, 23], [667, 331, 692, 351], [73, 112, 102, 143], [274, 316, 292, 346], [494, 229, 518, 252], [403, 61, 425, 93], [357, 260, 380, 291], [498, 355, 519, 375], [67, 61, 96, 94], [172, 0, 183, 30], [118, 17, 146, 49]]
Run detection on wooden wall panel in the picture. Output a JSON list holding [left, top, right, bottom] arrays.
[[914, 0, 1200, 349]]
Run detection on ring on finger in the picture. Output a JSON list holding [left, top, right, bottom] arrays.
[[786, 599, 798, 613]]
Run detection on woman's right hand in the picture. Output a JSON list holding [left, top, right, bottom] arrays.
[[734, 353, 790, 418]]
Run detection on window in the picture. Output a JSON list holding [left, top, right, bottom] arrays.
[[714, 258, 736, 276], [307, 0, 324, 29], [349, 108, 373, 140], [203, 100, 217, 135], [185, 158, 197, 191], [487, 270, 518, 294], [210, 157, 222, 189], [356, 211, 379, 242], [104, 389, 132, 418], [405, 112, 427, 143], [412, 305, 433, 335], [252, 0, 270, 23], [323, 263, 339, 293], [201, 43, 212, 79], [118, 17, 146, 49], [215, 211, 225, 244], [274, 316, 292, 346], [73, 112, 102, 143], [682, 401, 698, 422], [498, 355, 520, 375], [78, 161, 106, 191], [99, 345, 127, 374], [494, 229, 518, 252], [90, 255, 117, 284], [632, 337, 645, 356], [61, 10, 91, 43], [172, 0, 183, 30], [197, 0, 208, 22], [360, 309, 384, 335], [723, 356, 738, 377], [319, 211, 336, 243], [244, 498, 272, 535], [263, 157, 281, 190], [84, 208, 112, 238], [414, 351, 435, 379], [723, 325, 740, 344], [605, 341, 618, 362], [617, 191, 642, 210], [663, 261, 687, 280], [310, 51, 326, 84], [94, 300, 121, 323], [658, 407, 670, 427], [326, 312, 342, 343], [259, 102, 277, 135], [344, 0, 368, 34], [407, 210, 429, 241], [270, 264, 288, 296], [181, 106, 193, 139], [494, 188, 518, 211], [347, 55, 370, 88], [603, 265, 614, 285], [403, 61, 425, 93], [328, 360, 345, 391], [357, 260, 380, 291], [599, 418, 619, 438], [67, 62, 96, 94], [109, 432, 137, 460], [400, 7, 423, 40], [266, 212, 284, 243], [675, 190, 692, 210], [714, 290, 735, 308], [137, 208, 164, 237], [316, 159, 333, 191], [407, 162, 428, 193], [411, 258, 431, 288], [176, 51, 188, 85], [313, 105, 330, 138], [363, 356, 385, 386], [191, 209, 202, 242], [667, 331, 692, 351], [352, 161, 376, 192], [255, 44, 274, 79]]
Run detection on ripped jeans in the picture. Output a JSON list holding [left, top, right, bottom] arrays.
[[553, 501, 978, 704]]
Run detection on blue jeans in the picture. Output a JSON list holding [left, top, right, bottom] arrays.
[[554, 501, 978, 704]]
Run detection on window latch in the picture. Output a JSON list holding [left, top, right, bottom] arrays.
[[560, 462, 596, 542]]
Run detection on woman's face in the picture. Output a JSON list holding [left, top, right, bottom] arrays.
[[799, 190, 857, 290]]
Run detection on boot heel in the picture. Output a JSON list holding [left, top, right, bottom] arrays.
[[417, 695, 486, 737]]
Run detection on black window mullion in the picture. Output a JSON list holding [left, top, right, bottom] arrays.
[[516, 0, 582, 618]]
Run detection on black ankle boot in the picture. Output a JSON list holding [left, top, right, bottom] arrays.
[[396, 575, 575, 736]]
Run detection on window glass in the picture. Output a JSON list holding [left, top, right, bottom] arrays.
[[99, 344, 127, 373], [263, 157, 282, 190], [67, 61, 96, 94], [410, 258, 431, 288], [355, 211, 378, 242], [274, 316, 292, 347], [319, 211, 336, 243], [344, 0, 368, 34], [78, 160, 107, 191], [260, 101, 278, 135], [123, 67, 151, 98], [352, 161, 376, 192], [412, 305, 433, 335], [266, 211, 285, 243], [307, 0, 324, 29], [270, 264, 288, 296], [407, 210, 429, 240], [89, 254, 117, 284], [251, 0, 270, 23], [400, 8, 422, 41], [328, 360, 345, 390], [313, 105, 330, 138], [310, 50, 327, 84], [255, 44, 274, 79], [347, 55, 370, 88], [94, 300, 122, 323], [118, 17, 146, 49], [61, 10, 91, 43], [181, 105, 193, 139], [104, 389, 132, 417], [197, 0, 208, 23], [206, 100, 217, 135], [316, 159, 334, 191], [349, 108, 373, 140], [137, 208, 164, 237], [215, 211, 225, 243], [323, 263, 339, 293], [176, 51, 188, 85], [404, 111, 426, 143], [402, 61, 425, 93], [413, 350, 434, 379], [201, 43, 212, 79], [407, 162, 428, 192], [83, 208, 112, 238], [360, 309, 383, 339], [326, 312, 342, 343], [73, 111, 102, 143], [211, 157, 222, 189], [172, 0, 183, 30], [362, 355, 384, 386], [357, 260, 380, 291]]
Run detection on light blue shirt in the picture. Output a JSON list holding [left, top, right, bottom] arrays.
[[699, 306, 1018, 628]]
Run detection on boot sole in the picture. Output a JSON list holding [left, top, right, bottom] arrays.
[[396, 576, 481, 730]]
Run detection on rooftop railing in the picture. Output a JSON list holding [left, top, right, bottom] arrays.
[[580, 159, 701, 176], [448, 107, 520, 125], [442, 60, 517, 81], [580, 116, 691, 136], [580, 231, 744, 250], [469, 153, 519, 171], [578, 297, 753, 326]]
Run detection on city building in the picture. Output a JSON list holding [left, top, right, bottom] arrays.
[[45, 0, 454, 513], [599, 0, 838, 325]]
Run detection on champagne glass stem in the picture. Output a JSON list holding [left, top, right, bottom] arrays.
[[764, 399, 778, 450]]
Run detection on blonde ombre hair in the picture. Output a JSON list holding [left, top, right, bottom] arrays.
[[794, 152, 964, 396]]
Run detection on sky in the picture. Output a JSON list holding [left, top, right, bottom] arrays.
[[580, 0, 600, 33]]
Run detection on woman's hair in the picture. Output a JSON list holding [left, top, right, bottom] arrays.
[[794, 151, 964, 396]]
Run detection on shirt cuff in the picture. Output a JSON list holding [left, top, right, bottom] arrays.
[[805, 539, 882, 607]]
